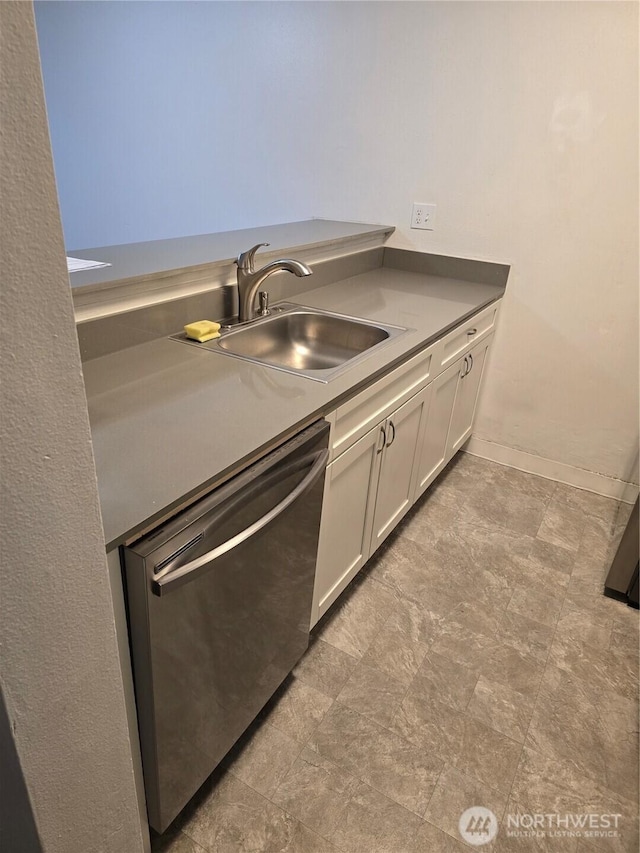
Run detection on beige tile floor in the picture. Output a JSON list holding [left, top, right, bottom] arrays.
[[152, 453, 639, 853]]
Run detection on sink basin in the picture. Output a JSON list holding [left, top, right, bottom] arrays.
[[220, 310, 390, 368], [172, 304, 409, 382]]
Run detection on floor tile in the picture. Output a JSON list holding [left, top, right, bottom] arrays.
[[261, 676, 333, 744], [317, 574, 398, 658], [400, 484, 463, 549], [571, 514, 619, 587], [511, 556, 572, 595], [608, 602, 640, 634], [309, 701, 443, 816], [151, 828, 207, 853], [293, 637, 358, 698], [561, 580, 631, 629], [506, 585, 563, 628], [481, 640, 545, 697], [271, 746, 359, 838], [180, 771, 306, 853], [328, 780, 425, 852], [436, 451, 500, 491], [447, 597, 508, 637], [414, 819, 470, 851], [458, 474, 552, 538], [547, 632, 637, 701], [466, 675, 536, 742], [430, 620, 501, 670], [525, 666, 639, 801], [427, 517, 532, 592], [368, 535, 461, 615], [391, 692, 523, 794], [424, 764, 508, 845], [554, 483, 624, 526], [359, 600, 443, 686], [509, 747, 638, 853], [410, 649, 480, 711], [223, 721, 302, 799], [609, 626, 640, 661], [555, 610, 613, 649], [525, 536, 576, 575], [495, 610, 555, 665], [335, 661, 407, 728], [536, 494, 587, 552], [279, 822, 340, 852], [488, 463, 559, 502]]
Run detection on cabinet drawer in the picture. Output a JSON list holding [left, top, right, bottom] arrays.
[[439, 301, 499, 371], [330, 342, 436, 461]]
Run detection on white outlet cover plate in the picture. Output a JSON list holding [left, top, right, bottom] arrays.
[[411, 202, 437, 230]]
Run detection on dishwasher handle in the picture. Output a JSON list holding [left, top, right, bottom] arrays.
[[152, 447, 329, 596]]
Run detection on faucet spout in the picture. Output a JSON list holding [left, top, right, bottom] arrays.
[[236, 244, 312, 322]]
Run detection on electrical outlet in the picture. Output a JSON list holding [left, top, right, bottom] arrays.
[[411, 202, 437, 230]]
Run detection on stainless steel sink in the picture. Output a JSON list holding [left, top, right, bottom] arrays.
[[171, 303, 410, 382]]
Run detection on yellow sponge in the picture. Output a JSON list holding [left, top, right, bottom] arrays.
[[184, 320, 221, 342]]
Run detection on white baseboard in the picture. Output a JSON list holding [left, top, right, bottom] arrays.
[[464, 438, 638, 504]]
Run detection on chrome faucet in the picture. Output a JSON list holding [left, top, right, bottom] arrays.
[[236, 243, 312, 322]]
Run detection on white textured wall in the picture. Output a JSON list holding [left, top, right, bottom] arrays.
[[0, 4, 144, 851], [35, 0, 638, 486]]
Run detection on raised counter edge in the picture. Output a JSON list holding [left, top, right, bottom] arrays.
[[71, 220, 394, 323], [383, 247, 510, 288]]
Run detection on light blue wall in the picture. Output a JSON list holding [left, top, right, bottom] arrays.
[[34, 1, 640, 486], [35, 1, 373, 249]]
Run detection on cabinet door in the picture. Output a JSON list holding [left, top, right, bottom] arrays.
[[330, 343, 436, 461], [446, 335, 492, 460], [369, 385, 431, 555], [311, 424, 383, 626], [413, 361, 461, 500]]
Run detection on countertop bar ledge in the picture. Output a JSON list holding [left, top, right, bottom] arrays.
[[71, 219, 395, 323]]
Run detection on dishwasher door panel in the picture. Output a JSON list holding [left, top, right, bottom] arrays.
[[124, 420, 329, 832]]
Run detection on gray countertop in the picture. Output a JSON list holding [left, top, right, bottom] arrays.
[[84, 264, 505, 549]]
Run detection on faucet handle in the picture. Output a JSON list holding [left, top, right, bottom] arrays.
[[236, 242, 270, 272]]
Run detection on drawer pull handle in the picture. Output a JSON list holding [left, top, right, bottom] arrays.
[[377, 424, 387, 453], [386, 420, 396, 447], [467, 328, 477, 336]]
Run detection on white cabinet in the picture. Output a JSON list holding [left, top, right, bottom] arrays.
[[412, 361, 461, 499], [312, 426, 381, 624], [369, 385, 431, 554], [414, 334, 494, 500], [312, 300, 501, 627], [446, 336, 491, 458], [438, 302, 498, 372], [328, 344, 436, 462], [311, 342, 437, 626], [312, 383, 431, 626]]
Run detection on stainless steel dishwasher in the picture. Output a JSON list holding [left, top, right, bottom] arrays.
[[123, 419, 329, 833]]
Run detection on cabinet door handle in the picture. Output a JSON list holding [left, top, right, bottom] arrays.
[[461, 355, 469, 377], [377, 424, 387, 453], [386, 420, 396, 447], [468, 352, 474, 373], [467, 328, 477, 337]]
